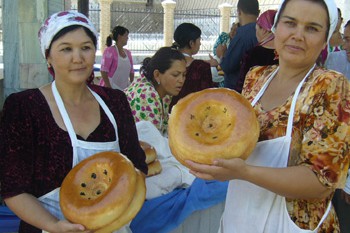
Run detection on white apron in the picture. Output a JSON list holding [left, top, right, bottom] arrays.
[[219, 64, 331, 233], [39, 81, 131, 233], [111, 48, 132, 90]]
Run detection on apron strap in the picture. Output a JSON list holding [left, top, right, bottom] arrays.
[[251, 64, 316, 137], [314, 199, 332, 231], [51, 81, 120, 167], [51, 81, 78, 146], [52, 81, 119, 142], [250, 67, 279, 107], [286, 64, 316, 136], [88, 88, 119, 134]]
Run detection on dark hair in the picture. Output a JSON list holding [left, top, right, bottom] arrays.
[[173, 23, 201, 49], [106, 26, 129, 47], [275, 0, 330, 41], [237, 0, 259, 16], [140, 47, 185, 83]]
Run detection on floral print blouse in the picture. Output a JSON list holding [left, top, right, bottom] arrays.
[[242, 65, 350, 232], [124, 75, 172, 136]]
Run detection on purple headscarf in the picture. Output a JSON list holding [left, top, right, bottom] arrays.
[[257, 10, 277, 32]]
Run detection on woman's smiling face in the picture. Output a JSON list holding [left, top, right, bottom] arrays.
[[274, 0, 328, 68], [47, 27, 96, 84]]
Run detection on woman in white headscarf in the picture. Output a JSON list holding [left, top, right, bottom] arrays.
[[186, 0, 350, 232], [0, 10, 147, 233]]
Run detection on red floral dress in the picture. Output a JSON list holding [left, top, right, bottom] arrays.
[[242, 65, 350, 232]]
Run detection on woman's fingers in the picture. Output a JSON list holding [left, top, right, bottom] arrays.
[[185, 159, 234, 181], [186, 157, 247, 181]]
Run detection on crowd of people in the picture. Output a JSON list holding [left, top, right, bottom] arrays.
[[0, 0, 350, 232]]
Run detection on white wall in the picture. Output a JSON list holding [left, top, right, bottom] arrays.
[[335, 0, 350, 27]]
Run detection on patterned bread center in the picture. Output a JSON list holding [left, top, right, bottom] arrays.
[[186, 101, 236, 145], [77, 164, 112, 200]]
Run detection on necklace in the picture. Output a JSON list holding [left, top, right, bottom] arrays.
[[181, 52, 194, 67], [182, 53, 192, 58]]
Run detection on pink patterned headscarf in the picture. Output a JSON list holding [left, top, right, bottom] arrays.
[[257, 10, 277, 32], [38, 10, 98, 58]]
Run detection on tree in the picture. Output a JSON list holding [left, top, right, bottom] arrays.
[[78, 0, 89, 17]]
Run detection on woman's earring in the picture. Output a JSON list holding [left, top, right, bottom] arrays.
[[47, 62, 51, 68]]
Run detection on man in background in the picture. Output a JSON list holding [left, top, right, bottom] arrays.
[[217, 0, 259, 90]]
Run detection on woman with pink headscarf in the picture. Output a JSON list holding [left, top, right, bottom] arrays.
[[235, 9, 279, 93]]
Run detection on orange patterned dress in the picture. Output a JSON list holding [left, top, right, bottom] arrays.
[[242, 65, 350, 232]]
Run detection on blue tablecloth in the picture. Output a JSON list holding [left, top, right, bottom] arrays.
[[130, 178, 228, 233], [0, 206, 20, 233], [0, 179, 228, 233]]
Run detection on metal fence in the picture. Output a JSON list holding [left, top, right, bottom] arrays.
[[110, 3, 165, 53], [174, 8, 233, 54], [71, 2, 280, 55], [72, 3, 235, 54], [88, 3, 100, 32]]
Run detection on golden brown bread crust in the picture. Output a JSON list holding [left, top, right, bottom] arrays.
[[95, 169, 146, 233], [59, 151, 137, 230], [139, 141, 162, 177], [140, 141, 157, 164], [217, 65, 224, 76], [146, 159, 162, 177], [168, 88, 260, 166]]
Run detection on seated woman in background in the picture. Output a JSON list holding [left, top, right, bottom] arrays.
[[169, 23, 216, 111], [124, 47, 186, 136], [235, 9, 278, 93]]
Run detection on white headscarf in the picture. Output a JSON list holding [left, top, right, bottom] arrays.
[[38, 10, 98, 58], [271, 0, 338, 43]]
